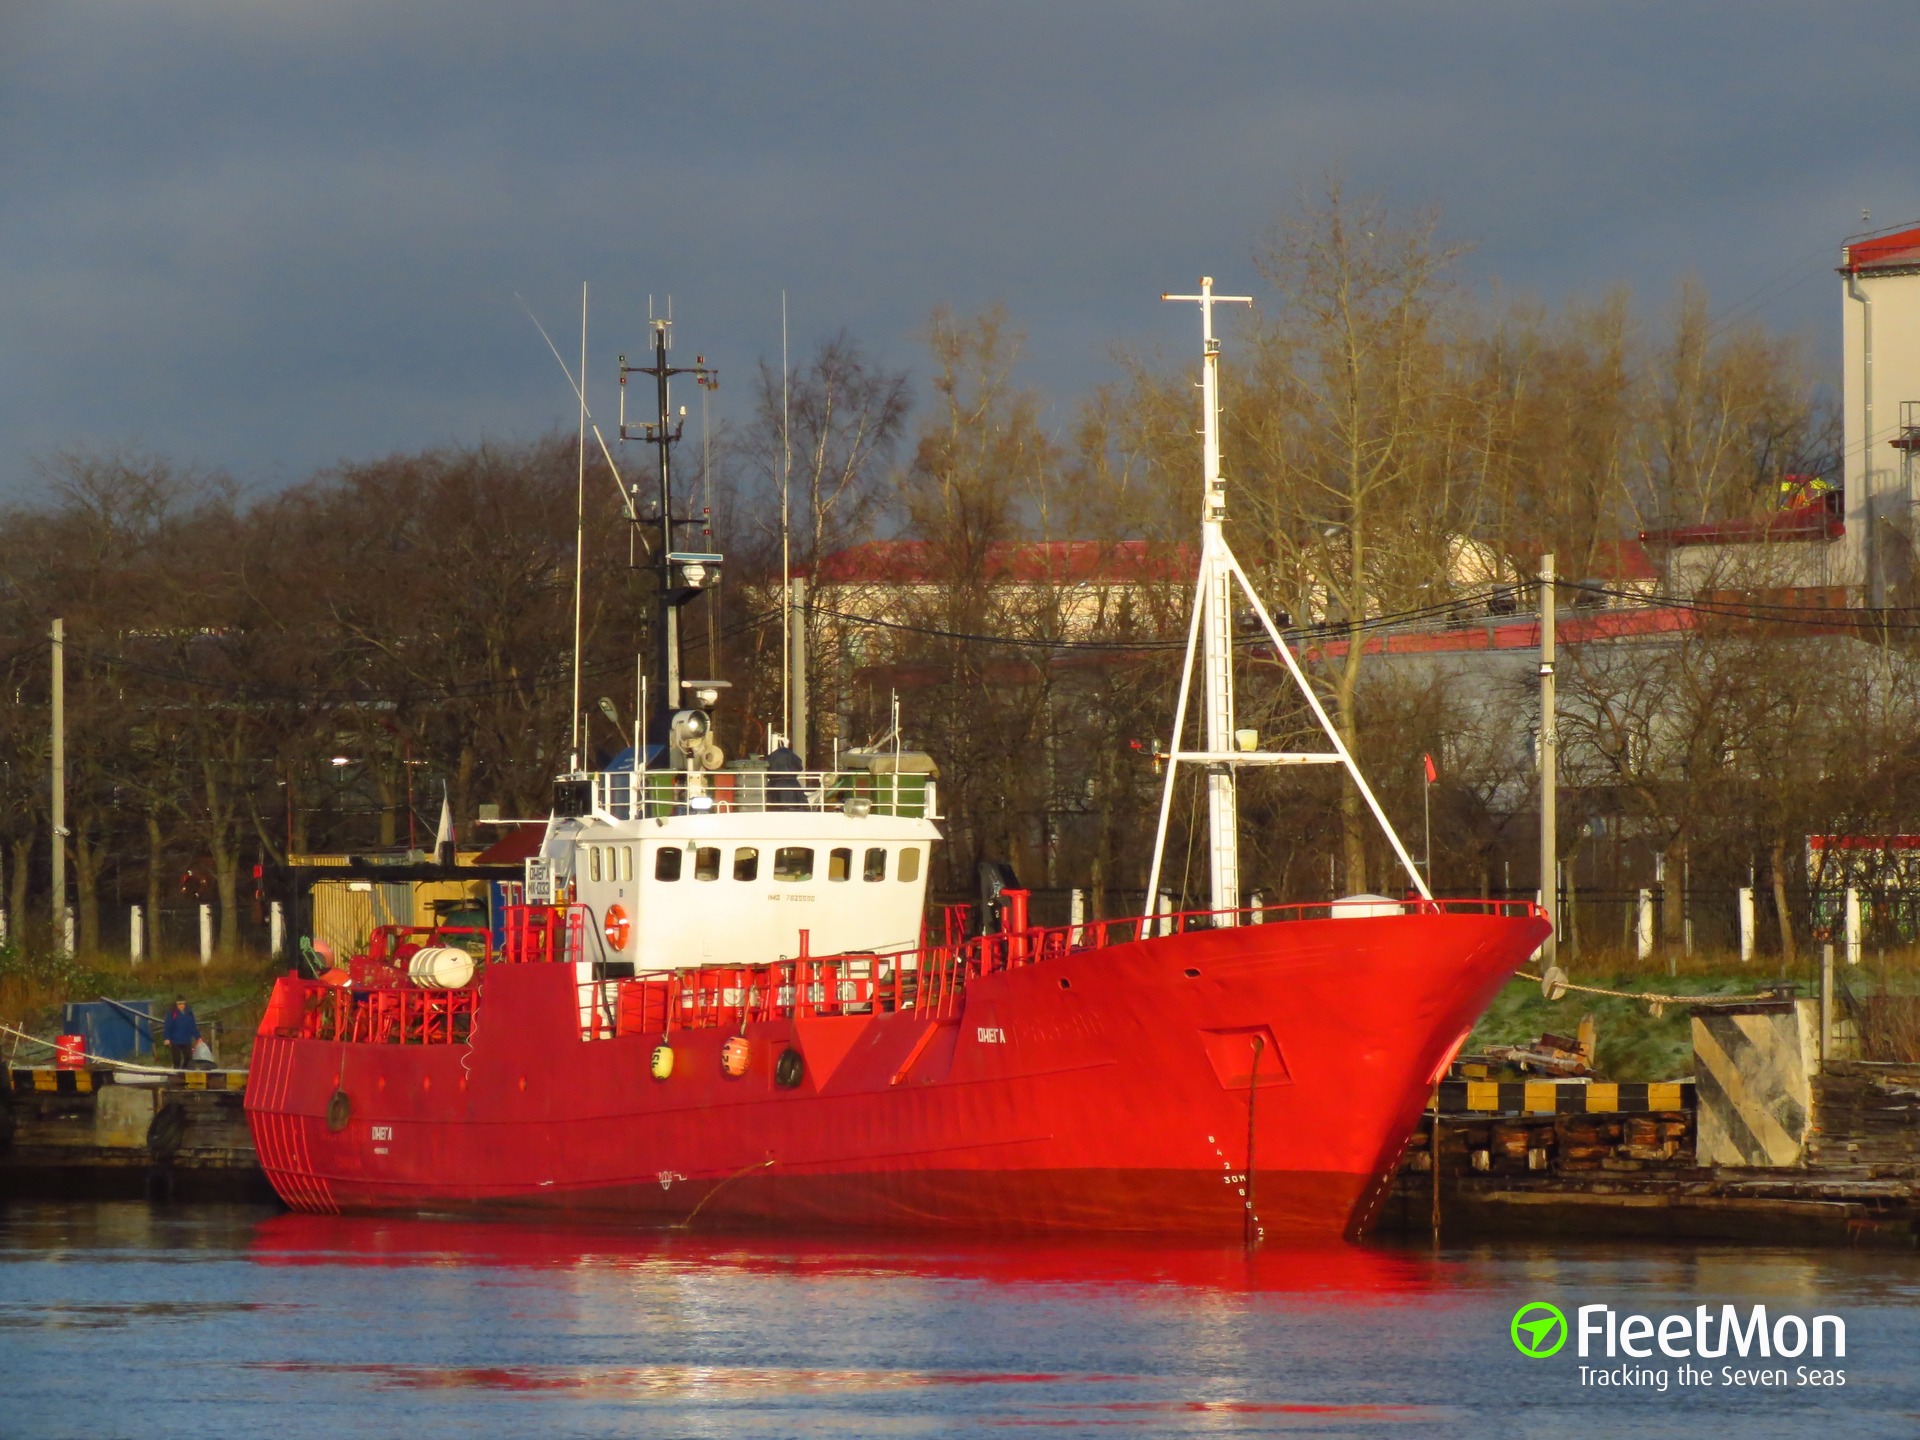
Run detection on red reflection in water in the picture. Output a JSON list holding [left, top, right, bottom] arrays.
[[248, 1212, 1444, 1299], [247, 1361, 1088, 1395]]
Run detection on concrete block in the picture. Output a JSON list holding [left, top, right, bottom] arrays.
[[1691, 999, 1817, 1168], [94, 1081, 157, 1148]]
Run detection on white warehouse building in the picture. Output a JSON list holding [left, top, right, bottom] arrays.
[[1842, 225, 1920, 604]]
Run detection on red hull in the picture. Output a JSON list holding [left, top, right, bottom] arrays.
[[245, 911, 1545, 1239]]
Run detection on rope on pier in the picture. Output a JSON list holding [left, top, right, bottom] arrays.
[[0, 1019, 178, 1075]]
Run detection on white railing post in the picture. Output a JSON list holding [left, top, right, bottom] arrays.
[[1737, 886, 1755, 964], [270, 900, 285, 959], [1845, 887, 1863, 966], [199, 904, 214, 966], [1636, 888, 1653, 960], [1069, 888, 1085, 946], [130, 904, 144, 966]]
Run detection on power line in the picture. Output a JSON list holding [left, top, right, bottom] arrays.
[[809, 586, 1521, 655], [57, 609, 780, 706], [1571, 580, 1920, 633]]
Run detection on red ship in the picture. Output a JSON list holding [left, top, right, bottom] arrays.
[[245, 283, 1549, 1239]]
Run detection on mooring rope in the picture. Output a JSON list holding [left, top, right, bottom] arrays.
[[1512, 969, 1784, 1007], [0, 1019, 181, 1075]]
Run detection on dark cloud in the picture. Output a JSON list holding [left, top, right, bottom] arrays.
[[1, 1, 1914, 494]]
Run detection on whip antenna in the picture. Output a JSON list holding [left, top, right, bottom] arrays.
[[571, 282, 588, 770]]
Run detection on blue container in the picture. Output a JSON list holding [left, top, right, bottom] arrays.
[[61, 1000, 155, 1061]]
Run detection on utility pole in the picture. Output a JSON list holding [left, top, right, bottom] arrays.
[[50, 617, 68, 955], [1538, 557, 1558, 964], [790, 576, 810, 765]]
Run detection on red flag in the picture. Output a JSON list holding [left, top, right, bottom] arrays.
[[1423, 753, 1438, 785]]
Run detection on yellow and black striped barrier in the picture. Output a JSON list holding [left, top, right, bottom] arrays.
[[8, 1068, 246, 1094], [1436, 1079, 1692, 1115]]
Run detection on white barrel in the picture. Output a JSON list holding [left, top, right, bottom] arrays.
[[408, 946, 476, 989]]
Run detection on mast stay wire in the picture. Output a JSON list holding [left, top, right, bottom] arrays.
[[516, 293, 640, 524]]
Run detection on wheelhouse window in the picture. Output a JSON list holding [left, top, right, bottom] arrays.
[[733, 847, 759, 882], [590, 845, 603, 882], [897, 846, 922, 883], [774, 847, 814, 882], [828, 847, 852, 882], [863, 847, 887, 882], [694, 846, 721, 881], [654, 846, 683, 882], [621, 846, 634, 882]]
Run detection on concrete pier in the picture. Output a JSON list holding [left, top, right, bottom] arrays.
[[1, 1068, 270, 1203]]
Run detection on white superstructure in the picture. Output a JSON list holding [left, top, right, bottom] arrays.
[[542, 760, 941, 972]]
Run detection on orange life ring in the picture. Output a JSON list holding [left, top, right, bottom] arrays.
[[603, 904, 631, 952]]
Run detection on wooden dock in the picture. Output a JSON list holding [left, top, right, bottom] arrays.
[[1381, 1063, 1920, 1246]]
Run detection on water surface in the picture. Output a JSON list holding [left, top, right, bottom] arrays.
[[1, 1201, 1915, 1437]]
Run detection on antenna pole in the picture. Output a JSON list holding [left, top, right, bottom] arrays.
[[570, 283, 588, 771], [617, 311, 715, 736], [780, 291, 792, 744]]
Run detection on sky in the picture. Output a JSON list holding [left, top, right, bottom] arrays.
[[2, 1, 1917, 501]]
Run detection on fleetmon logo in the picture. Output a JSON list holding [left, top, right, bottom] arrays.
[[1511, 1302, 1568, 1358]]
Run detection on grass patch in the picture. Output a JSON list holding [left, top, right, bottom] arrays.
[[0, 944, 283, 1069], [1473, 946, 1797, 1082]]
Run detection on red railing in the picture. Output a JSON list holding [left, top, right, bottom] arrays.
[[274, 921, 499, 1046], [502, 905, 588, 965], [292, 980, 478, 1045], [271, 897, 1542, 1045], [612, 896, 1546, 1036]]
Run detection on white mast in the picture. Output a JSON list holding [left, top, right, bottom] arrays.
[[1146, 278, 1432, 922]]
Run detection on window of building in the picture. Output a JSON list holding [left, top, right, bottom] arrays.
[[897, 846, 921, 883], [590, 845, 603, 883], [694, 846, 721, 881], [863, 847, 887, 882], [828, 847, 852, 882], [774, 847, 814, 882], [733, 847, 759, 882], [655, 846, 683, 882]]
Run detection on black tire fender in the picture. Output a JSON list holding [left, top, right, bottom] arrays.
[[774, 1048, 804, 1090], [147, 1102, 189, 1159]]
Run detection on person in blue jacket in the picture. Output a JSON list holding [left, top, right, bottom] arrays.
[[162, 997, 199, 1069]]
